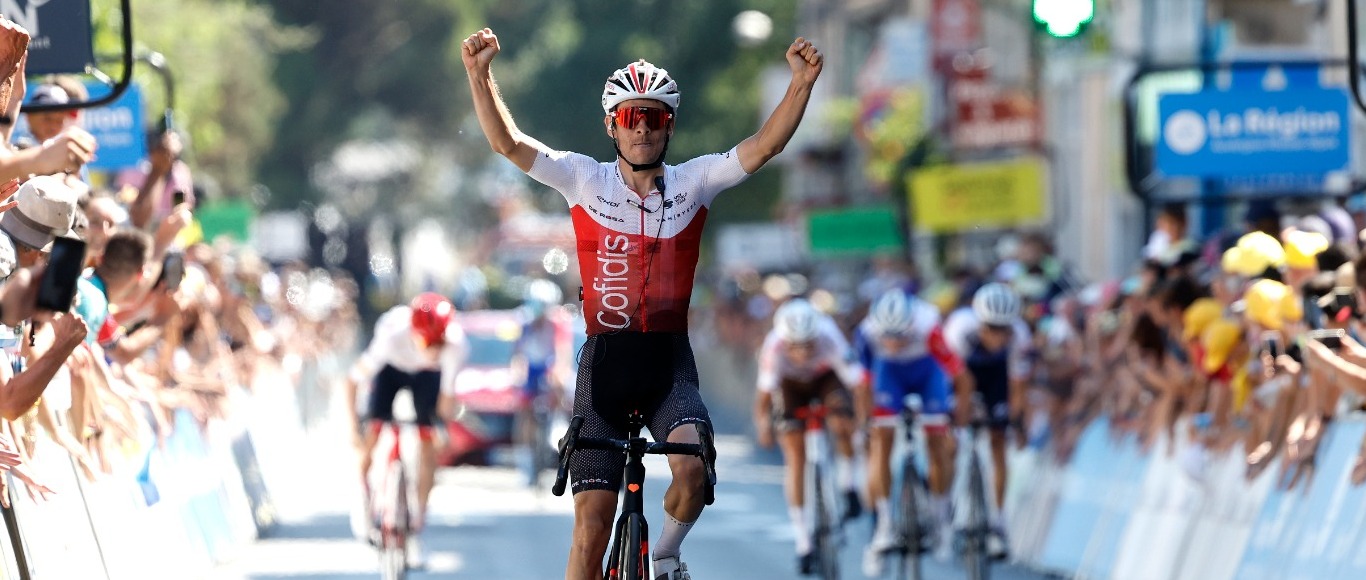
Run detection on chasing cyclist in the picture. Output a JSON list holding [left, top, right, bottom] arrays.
[[856, 288, 973, 576], [514, 279, 569, 486], [344, 292, 467, 567], [942, 282, 1031, 559], [754, 298, 865, 575], [462, 26, 824, 580]]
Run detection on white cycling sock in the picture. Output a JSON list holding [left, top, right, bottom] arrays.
[[930, 494, 950, 526], [835, 456, 855, 492], [653, 512, 695, 560], [874, 498, 893, 539], [789, 505, 811, 555]]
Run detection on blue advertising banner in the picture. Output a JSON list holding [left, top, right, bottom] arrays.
[[2, 0, 94, 75], [13, 82, 147, 171], [1157, 88, 1351, 178]]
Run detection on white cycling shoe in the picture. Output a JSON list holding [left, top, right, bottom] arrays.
[[652, 555, 690, 580], [861, 531, 897, 577]]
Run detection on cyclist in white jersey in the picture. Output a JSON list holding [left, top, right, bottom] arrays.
[[463, 26, 824, 580], [344, 293, 467, 566], [754, 298, 865, 575]]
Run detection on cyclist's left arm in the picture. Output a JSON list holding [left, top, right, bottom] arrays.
[[438, 326, 469, 415], [735, 38, 823, 174]]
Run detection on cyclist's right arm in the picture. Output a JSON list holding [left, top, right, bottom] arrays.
[[754, 332, 782, 448], [463, 28, 541, 172]]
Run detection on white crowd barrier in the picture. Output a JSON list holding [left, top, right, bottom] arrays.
[[0, 355, 336, 580], [1005, 415, 1366, 579]]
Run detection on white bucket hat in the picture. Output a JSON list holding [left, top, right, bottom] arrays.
[[0, 175, 77, 251]]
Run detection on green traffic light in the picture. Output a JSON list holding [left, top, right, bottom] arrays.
[[1033, 0, 1094, 38]]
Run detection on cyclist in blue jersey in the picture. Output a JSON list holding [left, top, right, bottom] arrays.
[[856, 288, 972, 576], [514, 279, 567, 485]]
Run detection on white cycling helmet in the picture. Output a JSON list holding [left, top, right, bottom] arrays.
[[868, 288, 917, 335], [774, 298, 820, 342], [602, 59, 680, 114], [973, 283, 1022, 326]]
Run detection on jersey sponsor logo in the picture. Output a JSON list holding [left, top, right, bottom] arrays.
[[594, 234, 633, 330]]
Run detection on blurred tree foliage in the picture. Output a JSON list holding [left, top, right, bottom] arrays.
[[92, 0, 313, 196], [258, 0, 801, 223]]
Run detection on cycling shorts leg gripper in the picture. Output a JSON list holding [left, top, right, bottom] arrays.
[[646, 334, 711, 442], [570, 335, 628, 494], [364, 365, 405, 423]]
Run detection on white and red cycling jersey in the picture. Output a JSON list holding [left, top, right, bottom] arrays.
[[527, 145, 749, 335], [756, 314, 865, 393]]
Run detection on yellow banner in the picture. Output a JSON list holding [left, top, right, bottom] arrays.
[[907, 158, 1047, 232]]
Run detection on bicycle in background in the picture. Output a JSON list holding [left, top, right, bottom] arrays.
[[794, 401, 843, 580], [956, 393, 994, 580], [888, 393, 934, 580]]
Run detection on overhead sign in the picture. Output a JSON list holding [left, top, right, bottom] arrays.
[[806, 206, 905, 256], [950, 62, 1039, 150], [908, 157, 1047, 232], [1157, 88, 1350, 178], [932, 0, 982, 57], [4, 0, 94, 75]]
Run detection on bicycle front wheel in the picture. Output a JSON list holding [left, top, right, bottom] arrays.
[[963, 453, 991, 580], [614, 512, 647, 580], [896, 459, 924, 580], [810, 464, 840, 580], [380, 461, 410, 580]]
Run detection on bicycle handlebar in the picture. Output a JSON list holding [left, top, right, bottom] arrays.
[[552, 415, 719, 504]]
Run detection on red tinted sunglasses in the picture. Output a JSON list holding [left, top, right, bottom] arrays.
[[611, 106, 674, 130]]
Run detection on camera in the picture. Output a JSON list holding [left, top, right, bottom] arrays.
[[35, 237, 87, 312]]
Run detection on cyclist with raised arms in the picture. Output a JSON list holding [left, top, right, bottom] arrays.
[[856, 288, 972, 576], [344, 292, 467, 567], [754, 298, 865, 575], [941, 282, 1031, 559], [462, 26, 824, 580]]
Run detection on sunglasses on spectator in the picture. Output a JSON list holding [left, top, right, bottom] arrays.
[[611, 106, 673, 131]]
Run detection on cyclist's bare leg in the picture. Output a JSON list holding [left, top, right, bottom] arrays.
[[988, 428, 1008, 511], [416, 435, 437, 530], [865, 425, 895, 505], [925, 430, 954, 496], [778, 427, 811, 556], [663, 424, 706, 520], [358, 422, 380, 496], [779, 428, 807, 506], [568, 490, 617, 580]]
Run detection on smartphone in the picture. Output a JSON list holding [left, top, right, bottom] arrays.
[[158, 109, 175, 135], [157, 251, 185, 291], [1308, 328, 1347, 352], [35, 237, 87, 312], [1318, 287, 1358, 322], [1261, 330, 1283, 359]]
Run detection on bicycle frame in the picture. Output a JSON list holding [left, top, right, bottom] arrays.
[[795, 403, 840, 580], [958, 410, 992, 580], [372, 421, 413, 580], [893, 396, 931, 580], [554, 412, 718, 580]]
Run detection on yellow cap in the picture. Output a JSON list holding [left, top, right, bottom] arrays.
[[1237, 231, 1286, 268], [1201, 317, 1243, 374], [1283, 229, 1329, 270], [1222, 246, 1270, 277], [1182, 298, 1222, 342], [1242, 279, 1302, 330]]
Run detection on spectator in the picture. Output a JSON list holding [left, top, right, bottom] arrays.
[[0, 175, 78, 267]]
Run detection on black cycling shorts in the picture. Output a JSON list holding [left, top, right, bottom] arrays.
[[772, 370, 853, 432], [570, 332, 711, 494], [365, 365, 441, 427]]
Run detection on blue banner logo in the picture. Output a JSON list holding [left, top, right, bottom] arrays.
[[1157, 88, 1351, 178]]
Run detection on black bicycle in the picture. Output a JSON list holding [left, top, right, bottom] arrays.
[[889, 394, 933, 580], [957, 394, 993, 580], [553, 411, 718, 580]]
